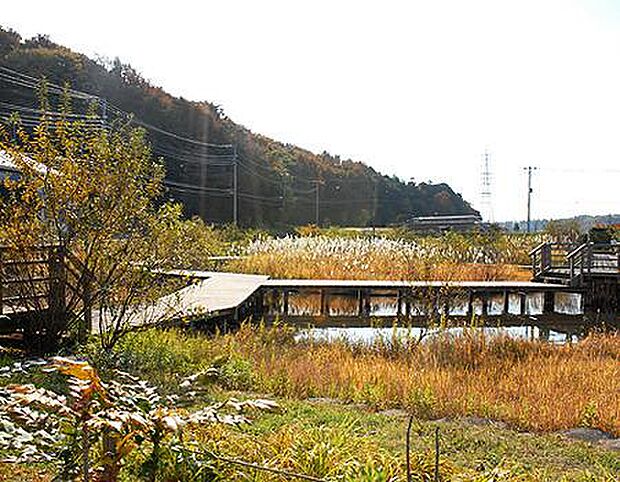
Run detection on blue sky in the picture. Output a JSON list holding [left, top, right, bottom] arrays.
[[3, 0, 620, 221]]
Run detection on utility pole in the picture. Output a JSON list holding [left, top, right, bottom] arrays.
[[523, 166, 537, 233], [232, 145, 238, 226]]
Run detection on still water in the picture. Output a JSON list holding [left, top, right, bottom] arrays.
[[297, 325, 576, 344], [278, 292, 615, 344]]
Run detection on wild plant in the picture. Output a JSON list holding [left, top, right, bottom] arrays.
[[0, 356, 278, 481]]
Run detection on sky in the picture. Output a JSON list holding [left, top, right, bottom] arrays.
[[3, 0, 620, 222]]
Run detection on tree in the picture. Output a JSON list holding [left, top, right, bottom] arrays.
[[543, 219, 581, 243], [0, 27, 479, 227], [0, 86, 198, 351], [0, 26, 21, 58]]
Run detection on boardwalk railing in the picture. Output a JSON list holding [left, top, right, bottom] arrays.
[[0, 245, 93, 341], [568, 243, 620, 283], [529, 242, 574, 278], [532, 241, 620, 286]]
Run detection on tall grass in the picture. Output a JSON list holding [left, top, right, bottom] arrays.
[[226, 235, 534, 281], [200, 325, 620, 437], [110, 326, 620, 437]]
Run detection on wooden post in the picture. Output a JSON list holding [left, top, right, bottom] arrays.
[[481, 293, 489, 317], [541, 243, 551, 272], [363, 290, 371, 317], [503, 290, 510, 315], [255, 290, 265, 318], [282, 290, 289, 316], [467, 291, 474, 318], [405, 297, 411, 319], [519, 292, 527, 315], [320, 289, 327, 316], [543, 291, 555, 315], [431, 289, 440, 321], [357, 289, 364, 317]]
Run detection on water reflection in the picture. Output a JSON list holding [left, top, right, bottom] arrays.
[[296, 325, 579, 345], [276, 291, 582, 317], [268, 291, 617, 345]]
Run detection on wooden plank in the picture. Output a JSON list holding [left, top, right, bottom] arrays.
[[93, 271, 269, 333]]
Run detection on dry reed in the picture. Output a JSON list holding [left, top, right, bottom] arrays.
[[227, 236, 531, 281], [213, 325, 620, 437]]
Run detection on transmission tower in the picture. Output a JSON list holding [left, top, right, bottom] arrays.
[[480, 150, 494, 223]]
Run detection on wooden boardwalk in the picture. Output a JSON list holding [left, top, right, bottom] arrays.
[[163, 271, 269, 317], [3, 244, 616, 341], [154, 275, 572, 318], [114, 271, 269, 329], [259, 278, 579, 322]]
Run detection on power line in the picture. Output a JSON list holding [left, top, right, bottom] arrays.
[[133, 119, 233, 149], [0, 65, 233, 152], [0, 66, 95, 100], [163, 179, 232, 194]]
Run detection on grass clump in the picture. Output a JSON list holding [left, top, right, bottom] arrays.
[[226, 234, 536, 281], [2, 326, 618, 481]]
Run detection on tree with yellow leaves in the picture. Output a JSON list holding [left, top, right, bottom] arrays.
[[0, 84, 195, 350]]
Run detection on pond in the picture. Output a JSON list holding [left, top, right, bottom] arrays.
[[263, 291, 618, 344]]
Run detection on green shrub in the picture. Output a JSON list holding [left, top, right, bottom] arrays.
[[212, 354, 256, 391]]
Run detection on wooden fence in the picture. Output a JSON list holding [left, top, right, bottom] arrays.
[[0, 245, 92, 343]]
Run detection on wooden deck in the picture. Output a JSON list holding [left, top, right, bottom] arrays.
[[101, 271, 269, 332], [530, 241, 618, 314], [531, 241, 619, 285], [166, 271, 269, 316]]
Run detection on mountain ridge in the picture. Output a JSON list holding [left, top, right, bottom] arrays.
[[0, 27, 478, 227]]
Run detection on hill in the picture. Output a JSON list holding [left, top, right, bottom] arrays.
[[499, 214, 620, 233], [0, 27, 477, 227]]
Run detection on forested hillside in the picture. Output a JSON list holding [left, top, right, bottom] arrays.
[[0, 27, 477, 227]]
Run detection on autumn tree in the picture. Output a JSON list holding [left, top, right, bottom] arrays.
[[0, 86, 207, 350]]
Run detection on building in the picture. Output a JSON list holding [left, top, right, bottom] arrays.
[[407, 214, 484, 233]]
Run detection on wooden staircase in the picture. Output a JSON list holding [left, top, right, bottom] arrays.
[[530, 241, 620, 287]]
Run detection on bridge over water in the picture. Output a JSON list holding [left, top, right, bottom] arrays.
[[1, 241, 618, 344]]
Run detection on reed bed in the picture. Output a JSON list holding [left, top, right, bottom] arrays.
[[207, 325, 620, 437], [227, 235, 532, 281]]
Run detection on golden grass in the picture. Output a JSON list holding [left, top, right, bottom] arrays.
[[227, 236, 533, 281], [212, 326, 620, 437]]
